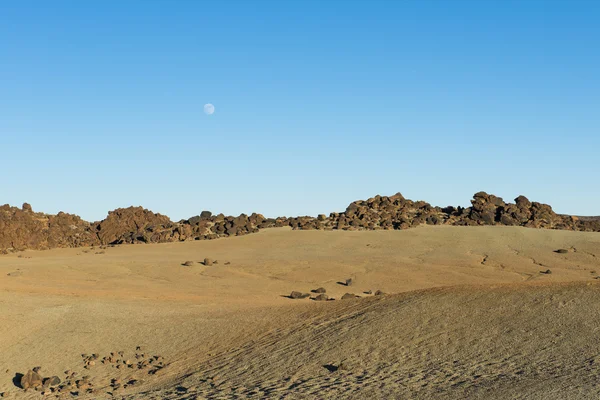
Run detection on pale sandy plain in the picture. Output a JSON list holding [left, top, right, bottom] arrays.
[[2, 225, 600, 399]]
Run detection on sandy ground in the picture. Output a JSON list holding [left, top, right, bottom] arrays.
[[1, 226, 600, 399]]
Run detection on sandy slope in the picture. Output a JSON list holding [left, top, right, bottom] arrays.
[[1, 226, 600, 399], [148, 283, 600, 400]]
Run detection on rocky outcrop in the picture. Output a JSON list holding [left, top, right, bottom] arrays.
[[286, 192, 600, 233], [1, 192, 599, 253], [0, 203, 99, 253], [455, 192, 600, 231], [92, 207, 174, 245]]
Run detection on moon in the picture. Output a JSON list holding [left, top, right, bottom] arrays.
[[204, 103, 215, 115]]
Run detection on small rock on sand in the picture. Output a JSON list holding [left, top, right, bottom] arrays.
[[182, 261, 194, 266], [341, 293, 358, 300], [203, 258, 214, 266], [314, 294, 329, 301], [313, 287, 326, 294], [289, 291, 310, 299], [374, 290, 386, 296]]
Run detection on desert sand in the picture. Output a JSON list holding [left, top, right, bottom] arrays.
[[2, 225, 600, 399]]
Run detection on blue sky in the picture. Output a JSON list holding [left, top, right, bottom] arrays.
[[1, 0, 599, 221]]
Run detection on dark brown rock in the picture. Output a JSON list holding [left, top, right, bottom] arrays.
[[289, 291, 310, 299], [1, 191, 598, 254], [94, 206, 174, 245], [0, 204, 100, 252], [43, 376, 61, 388]]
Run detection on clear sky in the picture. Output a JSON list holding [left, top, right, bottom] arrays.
[[1, 0, 599, 221]]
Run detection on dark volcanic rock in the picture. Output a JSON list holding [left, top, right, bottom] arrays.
[[1, 191, 598, 253], [0, 204, 99, 253], [94, 206, 174, 245]]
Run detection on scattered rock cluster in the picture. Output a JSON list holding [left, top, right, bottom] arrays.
[[14, 347, 166, 397], [53, 371, 95, 396], [97, 348, 166, 375], [288, 282, 386, 302], [3, 191, 600, 253], [19, 367, 64, 395]]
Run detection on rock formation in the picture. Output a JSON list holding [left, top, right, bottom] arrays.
[[1, 192, 599, 253], [0, 203, 99, 253], [92, 206, 174, 245]]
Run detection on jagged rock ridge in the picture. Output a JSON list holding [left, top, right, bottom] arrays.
[[1, 192, 599, 253]]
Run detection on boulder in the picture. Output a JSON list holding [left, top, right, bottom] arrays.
[[42, 376, 61, 388], [21, 369, 43, 390]]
